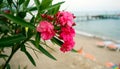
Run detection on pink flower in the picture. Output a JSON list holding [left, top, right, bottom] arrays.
[[60, 40, 75, 53], [60, 27, 75, 41], [56, 11, 75, 27], [36, 21, 55, 40]]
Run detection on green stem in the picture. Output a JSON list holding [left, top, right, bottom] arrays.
[[3, 43, 21, 69], [3, 35, 32, 69], [3, 51, 14, 69]]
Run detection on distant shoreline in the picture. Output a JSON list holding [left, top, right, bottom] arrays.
[[75, 30, 120, 43]]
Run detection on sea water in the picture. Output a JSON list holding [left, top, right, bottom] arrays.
[[74, 18, 120, 42]]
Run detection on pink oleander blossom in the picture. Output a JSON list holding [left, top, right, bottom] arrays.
[[36, 21, 55, 40], [60, 40, 75, 53], [56, 11, 74, 27], [60, 27, 75, 41]]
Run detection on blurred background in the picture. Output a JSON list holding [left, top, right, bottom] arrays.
[[52, 0, 120, 42]]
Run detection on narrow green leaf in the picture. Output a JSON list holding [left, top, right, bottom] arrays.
[[21, 45, 36, 66], [21, 44, 26, 51], [16, 12, 26, 18], [2, 13, 35, 29], [35, 33, 40, 47], [71, 49, 77, 53], [0, 21, 9, 33], [30, 40, 56, 60], [51, 37, 63, 46], [28, 7, 37, 11], [24, 51, 36, 66], [0, 0, 3, 5], [7, 0, 12, 6], [29, 40, 36, 46], [26, 28, 34, 38], [30, 16, 35, 24], [0, 54, 8, 58], [28, 1, 63, 12], [23, 0, 30, 11], [41, 1, 65, 12], [48, 5, 60, 15], [19, 0, 25, 5], [40, 0, 53, 10], [33, 0, 40, 11], [0, 34, 26, 48], [51, 37, 77, 52], [18, 65, 20, 69], [34, 0, 44, 21], [6, 64, 11, 69], [38, 45, 56, 60]]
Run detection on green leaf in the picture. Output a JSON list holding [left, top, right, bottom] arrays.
[[0, 54, 8, 58], [18, 65, 20, 69], [26, 28, 34, 38], [21, 44, 26, 51], [47, 1, 64, 15], [48, 5, 60, 15], [6, 64, 11, 69], [28, 0, 62, 12], [7, 0, 12, 6], [42, 1, 65, 12], [71, 49, 77, 53], [35, 32, 40, 47], [0, 0, 3, 5], [0, 21, 9, 33], [28, 7, 37, 11], [51, 37, 77, 52], [21, 45, 36, 66], [24, 51, 36, 66], [33, 0, 40, 11], [0, 34, 26, 48], [31, 40, 56, 60], [38, 45, 56, 60], [51, 37, 63, 46], [40, 0, 53, 10], [30, 16, 35, 24], [19, 0, 25, 5], [25, 51, 36, 66], [16, 12, 26, 18], [2, 13, 35, 29], [23, 0, 30, 11]]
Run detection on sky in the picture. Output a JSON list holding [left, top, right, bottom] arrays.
[[53, 0, 120, 12]]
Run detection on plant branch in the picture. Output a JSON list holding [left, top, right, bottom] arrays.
[[3, 35, 33, 69], [2, 51, 14, 69]]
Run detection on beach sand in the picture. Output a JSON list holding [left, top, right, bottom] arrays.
[[1, 34, 120, 69]]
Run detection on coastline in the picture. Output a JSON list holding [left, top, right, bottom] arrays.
[[75, 30, 120, 43]]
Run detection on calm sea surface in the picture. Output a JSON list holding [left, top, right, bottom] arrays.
[[74, 19, 120, 41]]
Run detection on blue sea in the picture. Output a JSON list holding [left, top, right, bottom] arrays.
[[74, 11, 120, 42]]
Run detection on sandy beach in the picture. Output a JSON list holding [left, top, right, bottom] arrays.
[[75, 34, 120, 63], [1, 34, 120, 69]]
